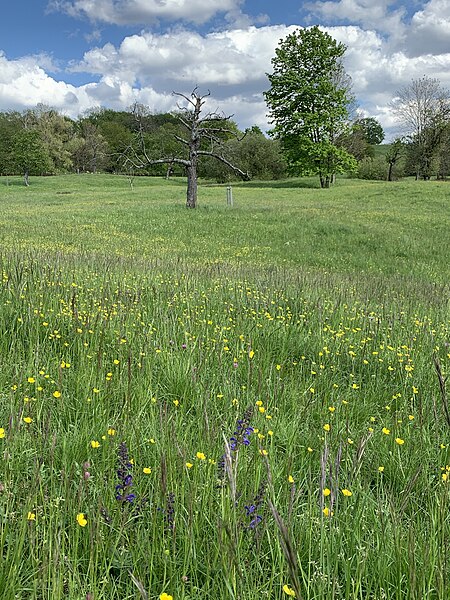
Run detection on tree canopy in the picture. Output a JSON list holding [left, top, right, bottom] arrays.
[[264, 26, 357, 188]]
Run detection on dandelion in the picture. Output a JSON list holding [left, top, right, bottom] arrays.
[[77, 513, 87, 527], [282, 584, 296, 597], [395, 437, 405, 445], [342, 489, 352, 497]]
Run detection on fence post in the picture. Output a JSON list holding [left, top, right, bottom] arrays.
[[226, 185, 233, 206]]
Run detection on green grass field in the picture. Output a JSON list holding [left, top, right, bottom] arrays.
[[0, 174, 449, 599]]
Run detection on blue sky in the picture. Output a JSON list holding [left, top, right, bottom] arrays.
[[1, 1, 449, 136]]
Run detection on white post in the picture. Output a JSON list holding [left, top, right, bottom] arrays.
[[226, 185, 233, 206]]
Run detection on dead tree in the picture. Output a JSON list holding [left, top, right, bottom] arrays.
[[122, 89, 249, 208]]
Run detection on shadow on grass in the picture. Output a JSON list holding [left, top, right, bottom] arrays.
[[205, 177, 322, 190]]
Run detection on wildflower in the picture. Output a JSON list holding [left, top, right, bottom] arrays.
[[27, 511, 36, 521], [107, 428, 116, 436], [159, 593, 173, 600], [116, 442, 135, 503], [328, 406, 335, 412], [322, 507, 333, 517], [196, 452, 206, 460], [164, 492, 175, 531], [395, 438, 405, 445], [77, 513, 87, 527], [0, 428, 5, 439], [53, 391, 61, 398], [323, 488, 331, 497], [23, 417, 33, 424], [27, 377, 35, 384], [143, 467, 152, 474], [382, 427, 390, 435], [342, 489, 352, 497], [323, 423, 330, 432], [282, 584, 296, 597], [249, 350, 255, 359], [185, 462, 193, 469], [288, 475, 294, 484], [378, 466, 385, 472], [90, 440, 100, 448]]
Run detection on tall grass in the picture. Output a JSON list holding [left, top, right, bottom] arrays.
[[0, 174, 449, 599]]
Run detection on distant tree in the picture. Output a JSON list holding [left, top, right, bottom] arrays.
[[0, 111, 22, 174], [10, 129, 52, 185], [200, 127, 287, 182], [264, 26, 357, 188], [72, 121, 109, 173], [336, 125, 372, 161], [121, 89, 249, 208], [391, 76, 450, 179], [385, 138, 405, 181], [354, 117, 385, 145], [24, 104, 76, 173]]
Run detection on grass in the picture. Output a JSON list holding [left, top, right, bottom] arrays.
[[0, 173, 449, 599]]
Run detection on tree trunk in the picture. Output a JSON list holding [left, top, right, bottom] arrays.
[[387, 162, 393, 181], [24, 171, 29, 186], [186, 162, 197, 208]]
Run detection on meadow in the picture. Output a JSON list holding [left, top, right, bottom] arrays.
[[0, 174, 449, 600]]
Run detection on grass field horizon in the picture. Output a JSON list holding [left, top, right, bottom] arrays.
[[0, 174, 449, 599]]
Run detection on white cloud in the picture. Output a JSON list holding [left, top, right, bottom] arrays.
[[48, 0, 243, 25], [409, 0, 450, 56], [2, 15, 450, 140], [306, 0, 406, 36], [73, 25, 298, 91]]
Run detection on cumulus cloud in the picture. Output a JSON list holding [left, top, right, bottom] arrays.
[[73, 25, 298, 93], [2, 12, 450, 140], [48, 0, 244, 25], [305, 0, 407, 36], [408, 0, 450, 56]]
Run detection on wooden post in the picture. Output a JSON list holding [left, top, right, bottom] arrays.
[[226, 185, 233, 206]]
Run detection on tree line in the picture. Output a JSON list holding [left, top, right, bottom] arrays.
[[1, 26, 450, 192]]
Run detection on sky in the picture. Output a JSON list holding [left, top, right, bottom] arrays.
[[0, 0, 450, 139]]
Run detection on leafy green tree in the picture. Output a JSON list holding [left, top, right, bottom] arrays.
[[24, 105, 76, 173], [10, 129, 52, 185], [354, 117, 385, 145], [0, 111, 22, 174], [385, 138, 405, 181], [264, 26, 357, 188]]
